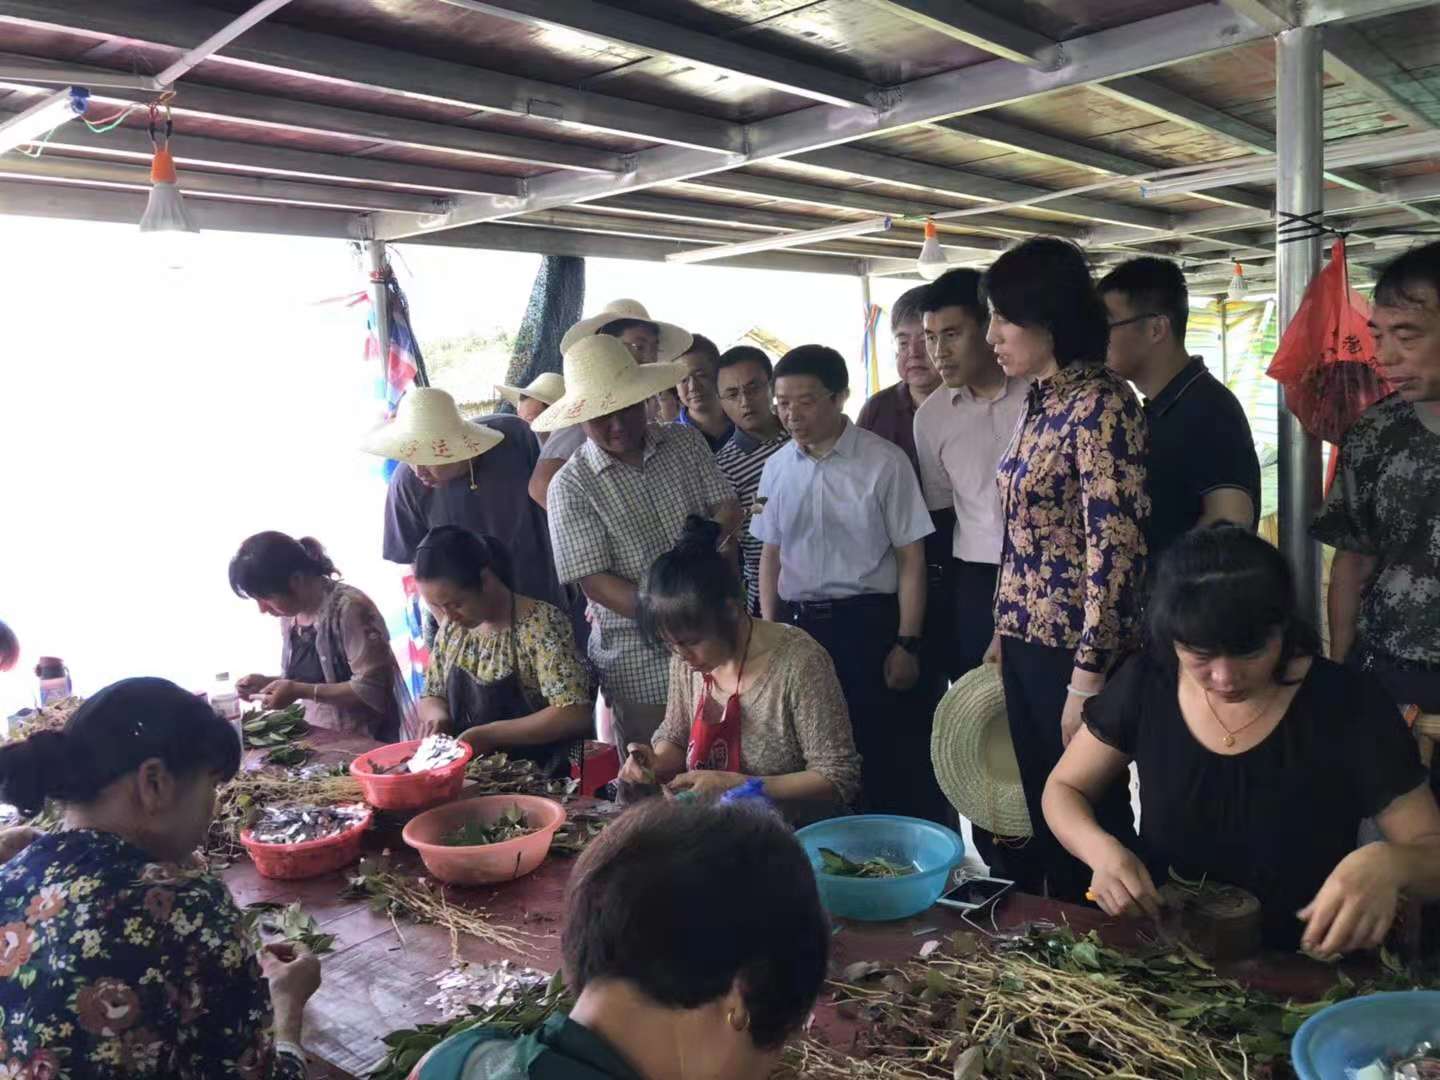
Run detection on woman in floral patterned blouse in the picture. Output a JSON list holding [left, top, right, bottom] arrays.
[[415, 526, 593, 775], [0, 677, 320, 1078], [980, 237, 1150, 901]]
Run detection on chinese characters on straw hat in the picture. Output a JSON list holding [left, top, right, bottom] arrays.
[[359, 387, 504, 465], [531, 335, 687, 433], [559, 298, 692, 361], [930, 663, 1033, 838], [496, 372, 565, 408]]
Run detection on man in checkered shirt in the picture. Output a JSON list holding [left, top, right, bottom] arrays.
[[536, 335, 742, 749]]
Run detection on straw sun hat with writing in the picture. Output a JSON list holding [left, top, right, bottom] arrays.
[[558, 298, 692, 361], [531, 335, 686, 433], [496, 372, 565, 407], [931, 664, 1033, 838], [359, 387, 504, 466]]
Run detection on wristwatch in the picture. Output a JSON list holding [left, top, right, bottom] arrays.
[[895, 636, 923, 656]]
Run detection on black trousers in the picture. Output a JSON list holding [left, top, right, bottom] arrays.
[[950, 560, 999, 679], [999, 637, 1139, 901], [792, 594, 949, 824]]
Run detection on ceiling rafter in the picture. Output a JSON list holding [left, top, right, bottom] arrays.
[[0, 63, 625, 173], [855, 0, 1060, 67], [0, 0, 744, 152], [791, 146, 1172, 231], [434, 0, 875, 109]]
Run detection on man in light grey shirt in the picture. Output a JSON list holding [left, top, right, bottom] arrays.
[[751, 345, 943, 821], [914, 269, 1027, 677]]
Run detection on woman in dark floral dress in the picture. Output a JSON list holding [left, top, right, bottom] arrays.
[[0, 677, 320, 1078]]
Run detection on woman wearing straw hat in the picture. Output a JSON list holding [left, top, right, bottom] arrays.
[[1044, 526, 1440, 956], [529, 299, 693, 509], [368, 387, 568, 615], [496, 372, 565, 441], [535, 336, 741, 750]]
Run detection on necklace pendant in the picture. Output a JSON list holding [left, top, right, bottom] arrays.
[[1223, 734, 1236, 748]]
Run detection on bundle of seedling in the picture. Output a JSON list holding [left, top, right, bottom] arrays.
[[243, 900, 337, 956], [342, 856, 533, 956], [3, 694, 83, 742], [464, 752, 577, 798], [779, 926, 1432, 1080], [241, 703, 309, 749]]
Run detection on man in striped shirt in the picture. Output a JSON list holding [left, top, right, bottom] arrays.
[[714, 346, 789, 615]]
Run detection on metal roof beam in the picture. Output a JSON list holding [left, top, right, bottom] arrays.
[[1096, 73, 1390, 193], [1301, 1, 1440, 25], [792, 145, 1172, 230], [0, 66, 625, 173], [404, 221, 867, 276], [682, 171, 1087, 237], [934, 114, 1271, 211], [372, 3, 1281, 239], [0, 152, 452, 214], [0, 177, 358, 236], [0, 0, 743, 152], [856, 0, 1061, 68], [0, 101, 521, 196], [1322, 25, 1440, 130], [435, 0, 875, 109], [1220, 1, 1297, 33]]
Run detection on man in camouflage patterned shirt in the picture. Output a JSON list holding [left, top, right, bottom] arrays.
[[1313, 242, 1440, 719]]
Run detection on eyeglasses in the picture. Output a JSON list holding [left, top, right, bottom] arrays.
[[1108, 312, 1165, 330], [719, 381, 771, 403]]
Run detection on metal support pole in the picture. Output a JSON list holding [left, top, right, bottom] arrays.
[[368, 239, 391, 390], [1276, 27, 1325, 624], [859, 272, 878, 399], [1218, 299, 1230, 385]]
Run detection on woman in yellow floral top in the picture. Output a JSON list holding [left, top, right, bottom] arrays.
[[0, 678, 320, 1078], [981, 237, 1149, 901], [416, 526, 593, 775]]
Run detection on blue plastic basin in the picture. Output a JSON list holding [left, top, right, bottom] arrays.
[[795, 815, 965, 922], [1292, 991, 1440, 1079]]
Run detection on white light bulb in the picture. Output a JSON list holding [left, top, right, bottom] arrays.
[[917, 219, 948, 281]]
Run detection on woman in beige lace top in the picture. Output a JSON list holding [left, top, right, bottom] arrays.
[[620, 517, 862, 811]]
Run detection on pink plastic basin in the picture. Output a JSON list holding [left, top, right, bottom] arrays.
[[240, 807, 373, 880], [350, 739, 474, 811], [402, 794, 566, 886]]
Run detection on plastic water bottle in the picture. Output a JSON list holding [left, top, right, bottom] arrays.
[[35, 657, 71, 706], [211, 672, 243, 750]]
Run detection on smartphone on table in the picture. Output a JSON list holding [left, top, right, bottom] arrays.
[[935, 873, 1014, 914]]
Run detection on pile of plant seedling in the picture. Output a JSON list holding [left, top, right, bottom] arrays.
[[441, 805, 534, 847], [778, 926, 1434, 1080], [342, 856, 533, 956]]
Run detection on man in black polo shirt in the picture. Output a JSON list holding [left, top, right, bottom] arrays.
[[1100, 257, 1260, 559]]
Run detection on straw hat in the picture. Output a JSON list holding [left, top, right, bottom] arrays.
[[931, 664, 1033, 838], [559, 298, 692, 361], [531, 336, 686, 433], [360, 387, 504, 465], [496, 372, 565, 407]]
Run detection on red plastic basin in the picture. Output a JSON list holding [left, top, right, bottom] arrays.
[[241, 807, 373, 880], [350, 739, 474, 811], [402, 794, 566, 886]]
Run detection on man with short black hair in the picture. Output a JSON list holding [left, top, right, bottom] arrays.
[[674, 333, 734, 453], [857, 284, 941, 475], [1099, 257, 1259, 560], [752, 345, 944, 820], [714, 346, 789, 615], [915, 269, 1025, 678], [1314, 241, 1440, 734]]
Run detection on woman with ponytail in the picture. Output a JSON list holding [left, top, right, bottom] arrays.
[[619, 516, 861, 819], [414, 526, 593, 774], [230, 531, 411, 740], [0, 677, 320, 1077]]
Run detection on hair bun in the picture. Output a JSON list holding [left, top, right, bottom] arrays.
[[0, 729, 71, 816], [676, 515, 722, 553]]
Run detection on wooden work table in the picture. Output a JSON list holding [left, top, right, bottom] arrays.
[[224, 731, 1354, 1079]]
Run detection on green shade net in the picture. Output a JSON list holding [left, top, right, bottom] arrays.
[[505, 255, 586, 393]]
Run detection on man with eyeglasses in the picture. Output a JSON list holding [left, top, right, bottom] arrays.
[[714, 345, 789, 615], [674, 334, 735, 453], [1099, 257, 1259, 560], [752, 345, 945, 822]]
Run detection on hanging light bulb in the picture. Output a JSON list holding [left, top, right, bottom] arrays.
[[1226, 262, 1247, 301], [916, 218, 949, 281], [139, 103, 199, 269]]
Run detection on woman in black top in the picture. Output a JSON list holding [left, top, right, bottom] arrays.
[[1043, 526, 1440, 955]]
